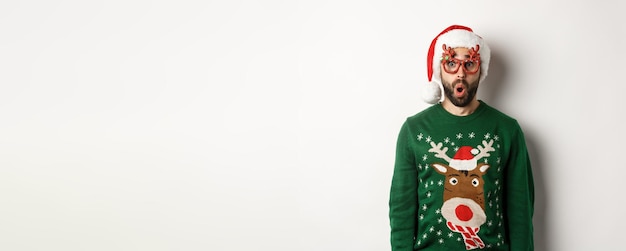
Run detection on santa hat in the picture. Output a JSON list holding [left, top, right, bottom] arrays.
[[448, 146, 480, 171], [422, 25, 491, 104]]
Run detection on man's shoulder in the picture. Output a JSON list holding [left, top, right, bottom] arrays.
[[481, 102, 518, 122], [406, 104, 440, 121], [479, 102, 524, 132]]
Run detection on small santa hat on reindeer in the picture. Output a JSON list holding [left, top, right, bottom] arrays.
[[422, 25, 491, 104], [449, 146, 480, 171]]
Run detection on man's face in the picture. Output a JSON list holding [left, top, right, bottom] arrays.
[[440, 47, 481, 107]]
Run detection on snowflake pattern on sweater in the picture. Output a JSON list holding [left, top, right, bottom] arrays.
[[414, 131, 505, 250]]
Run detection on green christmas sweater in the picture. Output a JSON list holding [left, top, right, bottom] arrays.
[[389, 101, 534, 251]]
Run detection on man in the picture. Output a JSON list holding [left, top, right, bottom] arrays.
[[389, 25, 534, 250]]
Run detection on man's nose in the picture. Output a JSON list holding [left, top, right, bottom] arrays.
[[456, 67, 466, 79]]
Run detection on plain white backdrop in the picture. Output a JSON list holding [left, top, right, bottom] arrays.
[[1, 0, 625, 250]]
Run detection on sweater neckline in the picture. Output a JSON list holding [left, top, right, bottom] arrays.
[[435, 100, 488, 122]]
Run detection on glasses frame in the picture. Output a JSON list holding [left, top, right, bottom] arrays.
[[440, 44, 481, 74]]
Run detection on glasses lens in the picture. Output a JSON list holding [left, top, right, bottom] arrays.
[[464, 61, 479, 73], [443, 60, 460, 73]]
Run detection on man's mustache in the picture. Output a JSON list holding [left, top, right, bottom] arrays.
[[453, 79, 469, 85]]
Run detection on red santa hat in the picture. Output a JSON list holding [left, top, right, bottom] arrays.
[[448, 146, 480, 171], [422, 25, 491, 104]]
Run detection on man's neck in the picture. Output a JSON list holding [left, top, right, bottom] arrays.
[[441, 99, 480, 116]]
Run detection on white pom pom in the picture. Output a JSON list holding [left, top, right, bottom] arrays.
[[422, 81, 442, 104]]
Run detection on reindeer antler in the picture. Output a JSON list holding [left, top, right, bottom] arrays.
[[468, 44, 481, 61], [429, 142, 452, 162], [441, 44, 455, 61], [474, 139, 495, 160]]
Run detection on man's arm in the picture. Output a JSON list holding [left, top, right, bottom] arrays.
[[389, 122, 418, 251], [505, 125, 535, 250]]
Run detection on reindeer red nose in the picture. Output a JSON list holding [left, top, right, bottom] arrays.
[[455, 204, 474, 221]]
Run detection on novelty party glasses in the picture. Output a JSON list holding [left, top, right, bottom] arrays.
[[440, 44, 481, 74]]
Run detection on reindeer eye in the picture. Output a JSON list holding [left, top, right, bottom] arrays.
[[471, 178, 479, 187], [449, 177, 458, 185]]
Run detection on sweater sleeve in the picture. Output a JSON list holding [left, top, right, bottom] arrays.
[[389, 121, 417, 251], [505, 124, 535, 250]]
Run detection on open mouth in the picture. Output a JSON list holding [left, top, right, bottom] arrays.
[[454, 83, 466, 97]]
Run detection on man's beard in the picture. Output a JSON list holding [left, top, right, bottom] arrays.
[[442, 79, 479, 107]]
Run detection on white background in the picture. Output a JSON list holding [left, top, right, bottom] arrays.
[[1, 0, 624, 250]]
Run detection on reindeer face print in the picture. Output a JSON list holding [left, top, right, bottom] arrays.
[[432, 162, 490, 210], [428, 140, 495, 250]]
